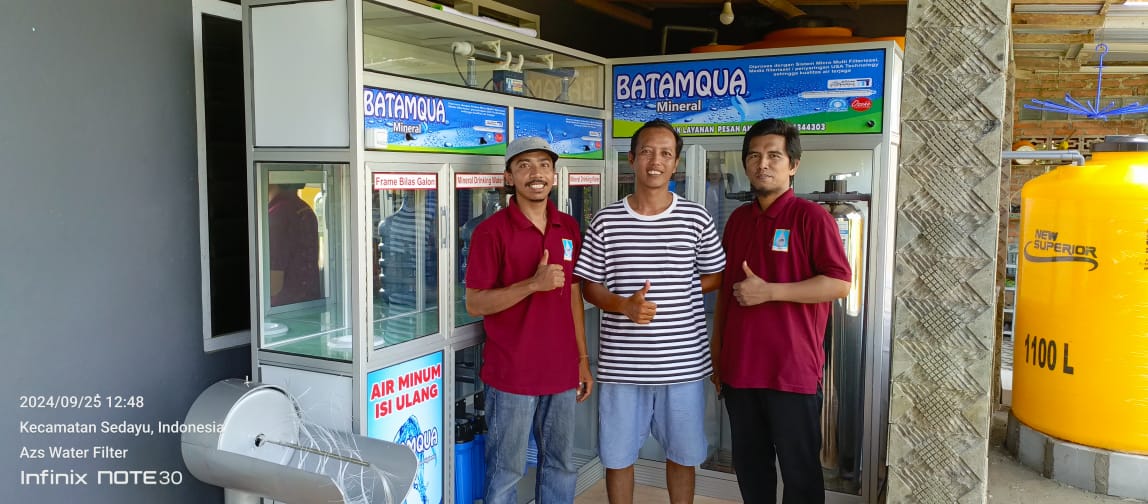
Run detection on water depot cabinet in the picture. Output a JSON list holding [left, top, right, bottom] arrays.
[[239, 1, 901, 503], [243, 1, 608, 503]]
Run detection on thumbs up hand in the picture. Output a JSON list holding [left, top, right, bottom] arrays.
[[733, 261, 772, 306], [623, 280, 657, 324], [529, 250, 565, 292]]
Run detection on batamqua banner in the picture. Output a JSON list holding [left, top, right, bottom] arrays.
[[365, 86, 507, 155], [612, 49, 885, 137], [514, 108, 605, 160], [366, 351, 444, 504]]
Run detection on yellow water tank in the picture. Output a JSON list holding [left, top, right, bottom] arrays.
[[1013, 135, 1148, 453]]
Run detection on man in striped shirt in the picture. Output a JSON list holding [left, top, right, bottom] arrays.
[[574, 119, 725, 504]]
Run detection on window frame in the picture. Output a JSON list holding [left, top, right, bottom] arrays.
[[195, 0, 249, 352]]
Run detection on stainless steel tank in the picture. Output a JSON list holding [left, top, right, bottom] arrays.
[[804, 172, 868, 486]]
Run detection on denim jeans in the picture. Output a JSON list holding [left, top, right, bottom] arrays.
[[484, 385, 577, 504]]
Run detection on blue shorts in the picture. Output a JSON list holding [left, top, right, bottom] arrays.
[[597, 380, 708, 468]]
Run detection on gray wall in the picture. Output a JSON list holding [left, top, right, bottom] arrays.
[[0, 1, 250, 502]]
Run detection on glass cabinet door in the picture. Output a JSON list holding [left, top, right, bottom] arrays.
[[700, 148, 870, 496], [563, 169, 604, 471], [259, 163, 350, 360], [371, 171, 441, 349], [454, 172, 512, 328], [566, 172, 602, 231]]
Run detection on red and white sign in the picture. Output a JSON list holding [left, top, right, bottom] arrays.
[[454, 173, 505, 189], [374, 173, 437, 191], [569, 173, 602, 186], [850, 97, 872, 112]]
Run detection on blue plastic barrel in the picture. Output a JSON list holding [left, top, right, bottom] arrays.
[[472, 413, 487, 502], [454, 418, 475, 504]]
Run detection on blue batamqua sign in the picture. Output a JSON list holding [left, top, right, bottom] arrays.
[[514, 109, 604, 160], [613, 49, 886, 137], [365, 87, 507, 155], [366, 351, 444, 504]]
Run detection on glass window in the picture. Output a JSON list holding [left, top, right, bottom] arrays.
[[455, 173, 512, 328], [362, 1, 603, 108], [259, 163, 349, 360], [373, 174, 440, 348]]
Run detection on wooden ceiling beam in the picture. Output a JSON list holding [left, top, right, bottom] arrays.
[[1011, 0, 1117, 4], [1014, 57, 1081, 71], [1099, 0, 1115, 16], [756, 0, 806, 18], [1014, 50, 1074, 58], [789, 0, 905, 4], [1012, 13, 1104, 29], [574, 0, 653, 30], [1013, 33, 1095, 44], [610, 0, 907, 7]]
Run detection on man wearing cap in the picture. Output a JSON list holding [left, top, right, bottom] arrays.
[[465, 136, 594, 504]]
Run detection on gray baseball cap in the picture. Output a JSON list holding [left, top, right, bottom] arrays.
[[505, 136, 559, 169]]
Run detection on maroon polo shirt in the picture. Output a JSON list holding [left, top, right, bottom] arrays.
[[719, 189, 851, 394], [465, 197, 581, 396]]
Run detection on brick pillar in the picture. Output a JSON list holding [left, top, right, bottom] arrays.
[[885, 0, 1010, 502]]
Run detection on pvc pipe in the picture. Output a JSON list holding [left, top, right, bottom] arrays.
[[1001, 150, 1086, 166]]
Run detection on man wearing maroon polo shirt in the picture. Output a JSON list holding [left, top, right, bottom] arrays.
[[268, 183, 321, 307], [464, 136, 593, 504], [712, 119, 851, 504]]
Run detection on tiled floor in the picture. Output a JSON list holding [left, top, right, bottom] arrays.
[[564, 340, 1125, 504], [574, 479, 738, 504], [566, 349, 1118, 504], [569, 426, 1132, 504]]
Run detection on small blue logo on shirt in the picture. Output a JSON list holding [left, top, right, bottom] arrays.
[[772, 229, 790, 252], [562, 239, 574, 261]]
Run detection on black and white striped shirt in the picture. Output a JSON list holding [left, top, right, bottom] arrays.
[[574, 194, 726, 385]]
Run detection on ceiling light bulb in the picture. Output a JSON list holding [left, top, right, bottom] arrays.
[[719, 1, 734, 25]]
